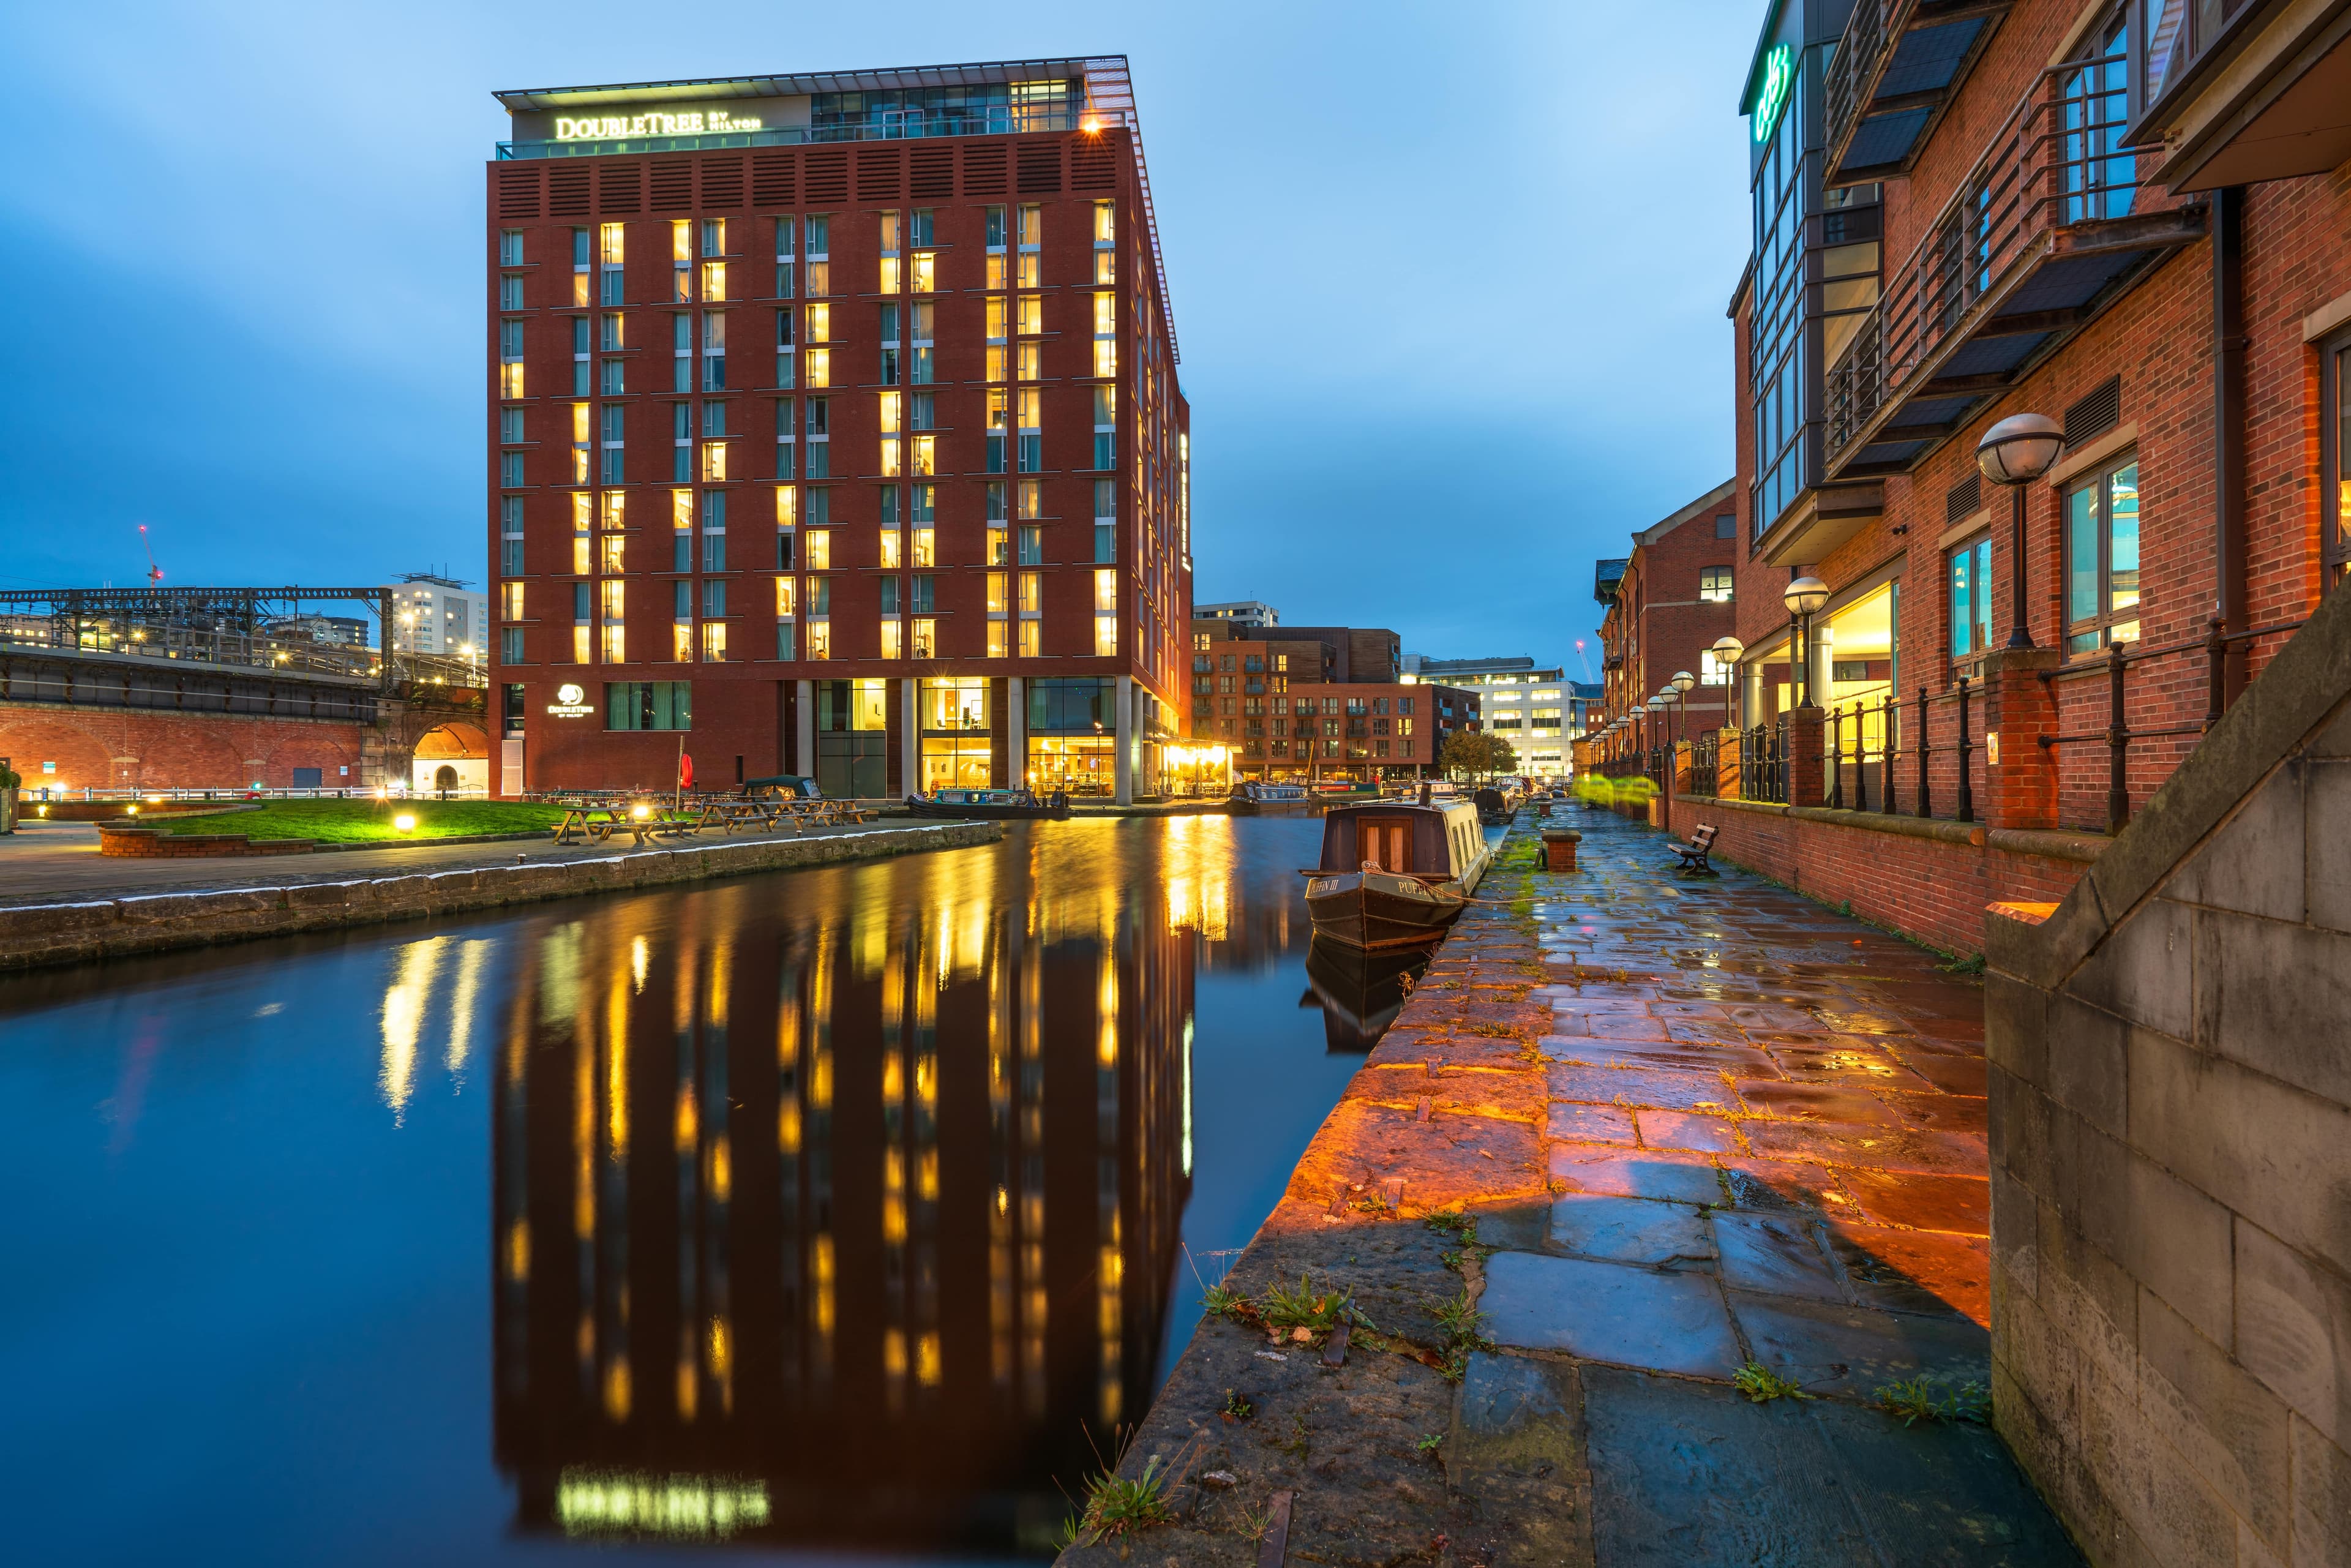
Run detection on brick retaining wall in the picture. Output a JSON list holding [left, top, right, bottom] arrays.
[[1669, 793, 2105, 957], [0, 822, 1001, 973]]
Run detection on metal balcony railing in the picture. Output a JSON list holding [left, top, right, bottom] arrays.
[[1823, 0, 1894, 168], [1824, 62, 2196, 467]]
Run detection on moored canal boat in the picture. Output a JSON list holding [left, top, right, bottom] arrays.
[[1228, 780, 1319, 816], [1300, 797, 1494, 952], [904, 788, 1073, 820]]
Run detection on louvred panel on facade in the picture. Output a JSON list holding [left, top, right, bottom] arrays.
[[909, 146, 953, 199], [959, 143, 1007, 196], [854, 148, 903, 203], [1016, 141, 1062, 194], [496, 167, 541, 219], [548, 166, 590, 217], [596, 163, 640, 214], [803, 149, 848, 202], [751, 150, 795, 208], [700, 155, 744, 210], [650, 160, 692, 212]]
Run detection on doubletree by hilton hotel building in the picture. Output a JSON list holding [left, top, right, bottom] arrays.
[[486, 58, 1190, 801]]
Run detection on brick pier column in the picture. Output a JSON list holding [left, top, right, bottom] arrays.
[[1981, 647, 2061, 830], [1785, 705, 1826, 806]]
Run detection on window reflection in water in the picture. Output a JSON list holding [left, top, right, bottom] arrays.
[[492, 872, 1192, 1553]]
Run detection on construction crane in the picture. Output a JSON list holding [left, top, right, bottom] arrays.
[[138, 525, 163, 585]]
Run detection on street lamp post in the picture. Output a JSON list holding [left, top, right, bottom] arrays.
[[1976, 412, 2064, 650], [1782, 577, 1830, 708], [1711, 637, 1745, 730]]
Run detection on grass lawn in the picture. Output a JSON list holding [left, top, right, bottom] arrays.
[[158, 799, 568, 843]]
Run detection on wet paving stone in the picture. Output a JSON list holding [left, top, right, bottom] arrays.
[[1630, 1109, 1742, 1153], [1583, 1368, 2080, 1567], [1548, 1193, 1718, 1269], [1548, 1146, 1730, 1205], [1728, 1287, 1992, 1396], [1547, 1063, 1741, 1113], [1735, 1080, 1906, 1124], [1710, 1211, 1848, 1302], [1482, 1251, 1745, 1378], [1086, 808, 2046, 1567]]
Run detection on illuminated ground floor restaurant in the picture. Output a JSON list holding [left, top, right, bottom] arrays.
[[1025, 678, 1116, 793], [920, 677, 993, 792]]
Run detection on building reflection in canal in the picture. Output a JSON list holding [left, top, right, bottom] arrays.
[[490, 838, 1194, 1554]]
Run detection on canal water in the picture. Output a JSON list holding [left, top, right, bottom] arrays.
[[0, 817, 1419, 1565]]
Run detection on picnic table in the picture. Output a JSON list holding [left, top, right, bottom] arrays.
[[550, 796, 876, 848]]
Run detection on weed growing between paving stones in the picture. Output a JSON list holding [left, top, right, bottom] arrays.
[[1938, 953, 1988, 976], [1258, 1274, 1364, 1340], [1733, 1362, 1815, 1403], [1238, 1500, 1276, 1543], [1427, 1283, 1494, 1383], [1220, 1389, 1255, 1423], [1277, 1412, 1311, 1461], [1873, 1376, 1990, 1425], [1425, 1210, 1487, 1269], [1057, 1433, 1199, 1547], [1417, 1433, 1445, 1458]]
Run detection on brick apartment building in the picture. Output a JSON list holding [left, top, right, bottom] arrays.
[[1584, 479, 1739, 767], [1187, 620, 1482, 784], [1584, 0, 2351, 959], [485, 59, 1190, 803]]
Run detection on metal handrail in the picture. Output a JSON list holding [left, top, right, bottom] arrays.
[[1824, 61, 2181, 460]]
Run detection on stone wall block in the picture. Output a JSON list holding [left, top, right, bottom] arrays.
[[1991, 1159, 2041, 1299], [2043, 1210, 2143, 1394], [2135, 1286, 2292, 1550], [14, 901, 124, 937], [1987, 971, 2051, 1084], [2170, 761, 2306, 922], [2309, 756, 2351, 934], [1990, 1066, 2056, 1202], [2191, 906, 2351, 1109], [2292, 1415, 2351, 1567], [2045, 991, 2129, 1138], [2077, 1355, 2241, 1568], [2069, 895, 2192, 1039], [2234, 1218, 2351, 1450], [115, 889, 276, 924], [2074, 1122, 2235, 1349], [2130, 1025, 2351, 1270]]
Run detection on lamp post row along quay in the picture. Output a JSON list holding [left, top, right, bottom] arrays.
[[1723, 411, 2056, 812]]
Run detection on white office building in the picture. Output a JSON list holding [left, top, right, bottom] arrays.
[[384, 574, 487, 660]]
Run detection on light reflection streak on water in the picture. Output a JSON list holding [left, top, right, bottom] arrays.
[[0, 817, 1382, 1564]]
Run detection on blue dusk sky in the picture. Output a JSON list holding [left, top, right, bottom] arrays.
[[0, 1, 1759, 671]]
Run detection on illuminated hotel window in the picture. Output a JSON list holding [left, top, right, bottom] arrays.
[[1016, 204, 1041, 288], [984, 204, 1008, 288], [672, 219, 692, 302], [803, 215, 830, 296]]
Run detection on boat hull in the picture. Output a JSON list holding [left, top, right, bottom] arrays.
[[904, 798, 1071, 821], [1303, 869, 1467, 952]]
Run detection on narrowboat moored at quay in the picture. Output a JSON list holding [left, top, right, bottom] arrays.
[[1228, 780, 1320, 816], [903, 788, 1073, 821], [1300, 797, 1495, 953]]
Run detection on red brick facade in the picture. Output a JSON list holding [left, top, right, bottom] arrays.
[[0, 708, 378, 793], [1730, 6, 2349, 822], [487, 79, 1190, 798], [1588, 481, 1739, 764], [1187, 621, 1483, 779]]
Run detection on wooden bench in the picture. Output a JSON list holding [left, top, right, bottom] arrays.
[[550, 806, 624, 846], [1669, 823, 1720, 876]]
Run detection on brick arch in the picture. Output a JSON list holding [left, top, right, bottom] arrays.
[[0, 715, 116, 793], [415, 721, 489, 760]]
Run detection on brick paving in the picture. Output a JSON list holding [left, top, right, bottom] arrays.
[[1060, 807, 2078, 1567]]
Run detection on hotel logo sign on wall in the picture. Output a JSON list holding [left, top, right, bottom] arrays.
[[547, 684, 594, 718], [1752, 45, 1794, 144], [553, 110, 765, 140]]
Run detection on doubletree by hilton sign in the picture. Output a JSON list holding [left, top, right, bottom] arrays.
[[554, 109, 765, 140], [546, 683, 594, 718]]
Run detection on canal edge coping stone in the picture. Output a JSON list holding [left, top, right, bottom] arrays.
[[0, 821, 1003, 973]]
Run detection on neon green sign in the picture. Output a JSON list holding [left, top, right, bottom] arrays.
[[1753, 45, 1793, 144]]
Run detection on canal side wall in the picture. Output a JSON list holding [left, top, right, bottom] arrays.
[[1668, 793, 2104, 958], [1984, 585, 2351, 1567], [0, 822, 1002, 973]]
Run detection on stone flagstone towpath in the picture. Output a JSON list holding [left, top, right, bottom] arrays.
[[1060, 805, 2080, 1567]]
